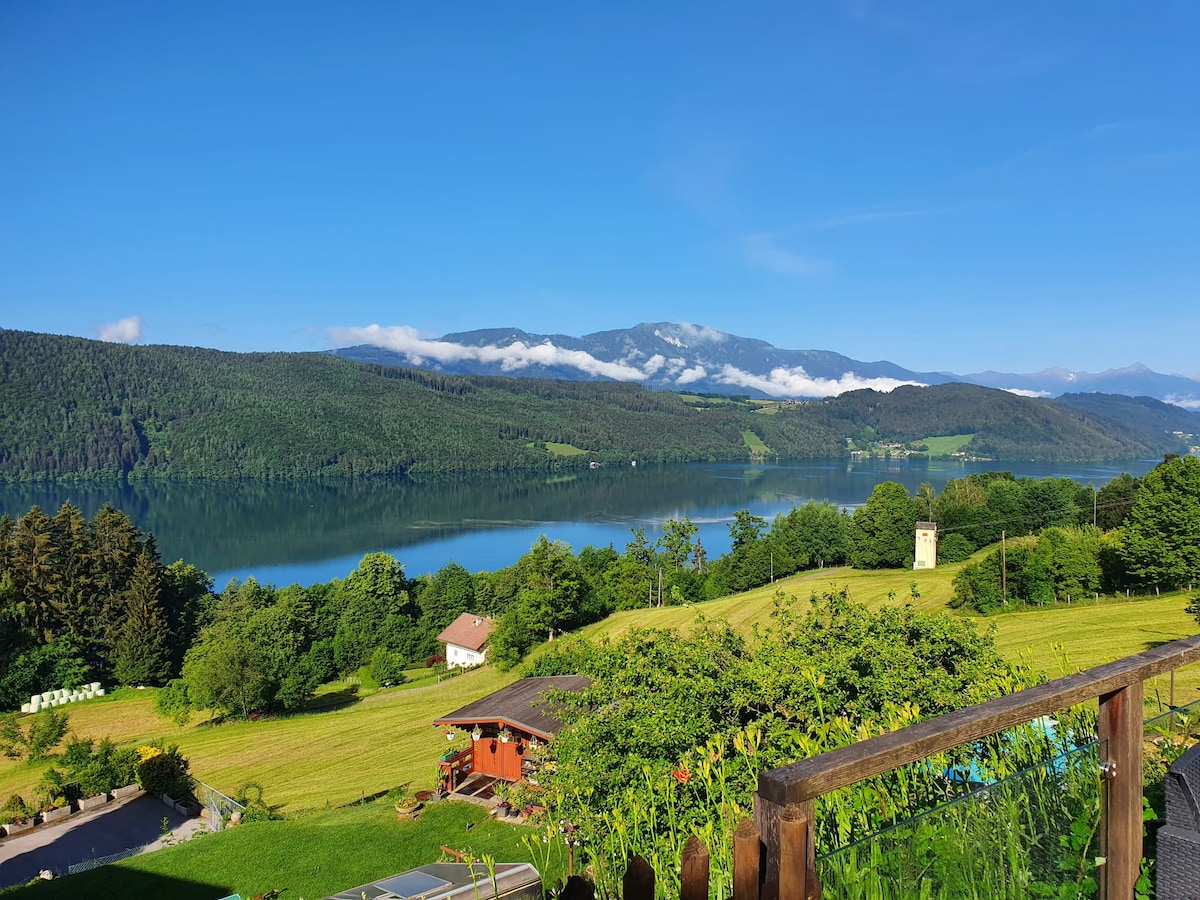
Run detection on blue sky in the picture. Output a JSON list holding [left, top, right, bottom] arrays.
[[2, 1, 1197, 376]]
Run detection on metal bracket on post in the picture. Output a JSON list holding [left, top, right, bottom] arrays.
[[1099, 760, 1117, 780]]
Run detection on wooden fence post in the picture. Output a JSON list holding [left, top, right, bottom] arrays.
[[1098, 681, 1144, 900], [623, 854, 655, 900], [681, 835, 710, 900], [756, 795, 818, 900], [734, 817, 762, 900]]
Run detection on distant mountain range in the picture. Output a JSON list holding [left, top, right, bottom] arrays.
[[331, 322, 1200, 409]]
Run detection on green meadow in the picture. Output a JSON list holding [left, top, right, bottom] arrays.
[[2, 555, 1197, 899]]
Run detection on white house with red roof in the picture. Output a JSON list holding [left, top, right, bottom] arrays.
[[437, 613, 496, 669]]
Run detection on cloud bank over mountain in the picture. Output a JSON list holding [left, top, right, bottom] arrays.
[[328, 323, 925, 398], [328, 321, 1200, 407]]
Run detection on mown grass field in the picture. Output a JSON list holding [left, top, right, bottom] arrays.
[[0, 669, 516, 815], [542, 442, 588, 457], [741, 431, 770, 454], [920, 434, 974, 455]]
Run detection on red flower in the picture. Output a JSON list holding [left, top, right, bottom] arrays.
[[672, 766, 692, 785]]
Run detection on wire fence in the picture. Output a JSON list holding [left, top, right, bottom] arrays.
[[66, 845, 146, 875], [193, 780, 245, 831]]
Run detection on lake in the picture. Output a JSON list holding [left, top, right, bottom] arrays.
[[0, 458, 1160, 590]]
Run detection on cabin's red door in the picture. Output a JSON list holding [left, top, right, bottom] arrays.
[[473, 738, 522, 780]]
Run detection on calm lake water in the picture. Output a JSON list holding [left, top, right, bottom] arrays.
[[0, 458, 1160, 590]]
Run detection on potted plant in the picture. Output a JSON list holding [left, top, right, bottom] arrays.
[[498, 727, 513, 744], [1, 796, 33, 836], [395, 795, 422, 819]]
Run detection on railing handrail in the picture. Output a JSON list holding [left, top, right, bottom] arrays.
[[759, 632, 1200, 805]]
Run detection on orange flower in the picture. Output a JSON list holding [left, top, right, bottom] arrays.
[[672, 766, 692, 784]]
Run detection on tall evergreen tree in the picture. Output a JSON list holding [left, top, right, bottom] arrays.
[[112, 550, 172, 685]]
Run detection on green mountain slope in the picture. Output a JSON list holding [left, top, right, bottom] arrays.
[[0, 331, 1183, 482]]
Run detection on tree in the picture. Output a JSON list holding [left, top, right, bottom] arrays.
[[849, 482, 918, 569], [112, 550, 173, 685], [657, 517, 698, 571], [1121, 455, 1200, 589], [417, 562, 476, 633], [333, 553, 416, 672], [1096, 473, 1140, 531]]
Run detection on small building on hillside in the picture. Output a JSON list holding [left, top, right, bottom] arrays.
[[914, 521, 938, 570], [434, 675, 591, 793], [437, 613, 496, 669]]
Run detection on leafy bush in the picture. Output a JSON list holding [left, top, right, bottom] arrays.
[[0, 794, 33, 825], [234, 781, 279, 822], [136, 743, 193, 799], [154, 679, 193, 725], [366, 647, 408, 686], [0, 709, 70, 761], [937, 532, 975, 563]]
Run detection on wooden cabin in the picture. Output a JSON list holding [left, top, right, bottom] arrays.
[[434, 675, 591, 792]]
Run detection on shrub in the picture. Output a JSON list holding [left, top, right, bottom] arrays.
[[154, 679, 193, 725], [0, 709, 70, 761], [366, 647, 408, 686], [0, 794, 33, 825], [938, 532, 976, 563], [136, 743, 193, 799]]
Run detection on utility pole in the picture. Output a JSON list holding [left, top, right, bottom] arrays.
[[1093, 489, 1097, 528], [1001, 530, 1007, 601]]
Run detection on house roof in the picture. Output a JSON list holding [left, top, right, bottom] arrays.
[[916, 521, 938, 530], [436, 613, 496, 652], [433, 675, 592, 740]]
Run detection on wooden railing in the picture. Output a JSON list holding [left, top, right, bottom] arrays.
[[439, 747, 474, 792], [750, 633, 1200, 900]]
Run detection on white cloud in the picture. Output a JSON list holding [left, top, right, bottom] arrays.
[[329, 324, 927, 398], [328, 325, 648, 381], [95, 316, 143, 343], [673, 322, 729, 344], [642, 354, 666, 376], [1002, 388, 1052, 398], [742, 233, 826, 276], [713, 364, 924, 398], [1165, 395, 1200, 411]]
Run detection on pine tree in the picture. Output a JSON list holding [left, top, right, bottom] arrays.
[[112, 551, 172, 685]]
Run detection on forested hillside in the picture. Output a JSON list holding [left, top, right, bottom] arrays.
[[818, 383, 1180, 460], [0, 330, 842, 480], [0, 331, 1186, 482]]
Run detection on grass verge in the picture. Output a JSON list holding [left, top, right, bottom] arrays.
[[2, 800, 552, 900]]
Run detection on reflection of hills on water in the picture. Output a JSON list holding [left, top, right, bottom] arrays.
[[0, 466, 807, 573], [0, 458, 1152, 576]]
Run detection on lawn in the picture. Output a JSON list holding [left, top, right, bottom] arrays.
[[920, 434, 975, 455], [0, 668, 516, 815], [741, 431, 771, 454], [543, 442, 588, 457], [2, 799, 557, 900]]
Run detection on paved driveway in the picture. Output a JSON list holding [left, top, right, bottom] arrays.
[[0, 793, 203, 889]]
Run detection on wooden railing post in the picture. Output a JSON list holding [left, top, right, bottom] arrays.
[[755, 795, 818, 900], [623, 854, 655, 900], [681, 835, 710, 900], [1098, 681, 1144, 900], [733, 817, 762, 900]]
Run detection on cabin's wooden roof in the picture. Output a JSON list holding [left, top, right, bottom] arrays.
[[433, 675, 592, 739], [436, 613, 495, 652]]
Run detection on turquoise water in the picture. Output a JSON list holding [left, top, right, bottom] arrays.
[[0, 458, 1158, 588]]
